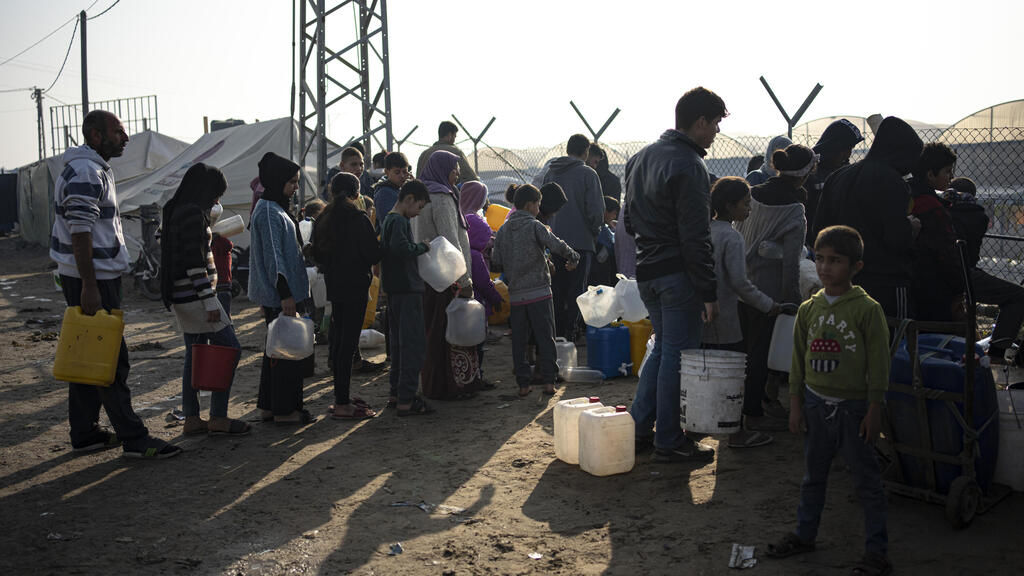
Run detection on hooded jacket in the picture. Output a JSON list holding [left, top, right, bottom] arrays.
[[313, 200, 381, 300], [542, 156, 605, 252], [492, 210, 579, 304], [789, 286, 890, 404], [50, 145, 132, 279], [624, 129, 716, 301], [812, 116, 923, 286], [371, 177, 400, 229], [734, 178, 807, 305], [746, 135, 792, 186], [467, 213, 503, 314]]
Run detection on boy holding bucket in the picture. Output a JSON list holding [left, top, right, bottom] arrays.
[[767, 225, 891, 576]]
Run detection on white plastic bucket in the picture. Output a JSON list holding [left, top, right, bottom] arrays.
[[211, 214, 244, 238], [555, 337, 577, 378], [554, 396, 603, 465], [576, 285, 622, 328], [445, 297, 486, 347], [418, 236, 467, 292], [579, 405, 635, 476], [767, 313, 796, 372], [614, 275, 647, 322], [679, 349, 746, 434], [995, 384, 1024, 491]]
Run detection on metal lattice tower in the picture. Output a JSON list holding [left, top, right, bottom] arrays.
[[297, 0, 393, 203]]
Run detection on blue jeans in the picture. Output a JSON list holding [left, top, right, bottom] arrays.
[[795, 388, 888, 556], [630, 271, 703, 450], [182, 325, 240, 418]]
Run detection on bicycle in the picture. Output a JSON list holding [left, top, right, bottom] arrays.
[[120, 204, 162, 301]]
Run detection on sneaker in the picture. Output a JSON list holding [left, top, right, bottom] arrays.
[[651, 437, 715, 463], [745, 414, 789, 431], [122, 436, 183, 460], [72, 428, 120, 453], [762, 398, 789, 419], [356, 359, 387, 373]]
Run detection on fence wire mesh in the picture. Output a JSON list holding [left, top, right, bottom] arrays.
[[401, 126, 1024, 283]]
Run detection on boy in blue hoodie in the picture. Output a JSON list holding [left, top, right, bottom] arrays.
[[768, 225, 891, 576]]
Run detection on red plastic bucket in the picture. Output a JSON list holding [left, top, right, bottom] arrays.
[[191, 344, 240, 392]]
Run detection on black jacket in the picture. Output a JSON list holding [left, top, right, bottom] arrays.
[[812, 117, 923, 286], [947, 200, 989, 269], [312, 200, 381, 300], [624, 129, 716, 301]]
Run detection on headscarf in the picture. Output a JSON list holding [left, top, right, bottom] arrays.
[[459, 181, 487, 215], [755, 135, 792, 180], [256, 152, 303, 244], [420, 150, 467, 228]]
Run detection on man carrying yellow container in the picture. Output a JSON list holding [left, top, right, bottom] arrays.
[[50, 110, 182, 459]]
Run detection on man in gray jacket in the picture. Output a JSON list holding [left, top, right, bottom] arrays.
[[625, 87, 725, 464], [542, 134, 605, 341]]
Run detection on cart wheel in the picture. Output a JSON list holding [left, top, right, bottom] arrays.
[[945, 475, 981, 529]]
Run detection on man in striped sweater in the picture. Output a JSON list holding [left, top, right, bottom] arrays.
[[50, 110, 182, 459]]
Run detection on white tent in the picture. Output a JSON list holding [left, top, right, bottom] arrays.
[[117, 117, 334, 214], [16, 129, 188, 247]]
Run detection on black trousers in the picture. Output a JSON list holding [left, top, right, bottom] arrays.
[[60, 275, 148, 446], [329, 292, 368, 406], [974, 268, 1024, 349], [738, 301, 777, 418], [258, 307, 306, 416], [552, 251, 592, 341]]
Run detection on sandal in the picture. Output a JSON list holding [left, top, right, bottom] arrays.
[[183, 419, 209, 436], [397, 397, 435, 417], [851, 553, 893, 576], [385, 397, 398, 409], [331, 406, 376, 420], [766, 533, 815, 558], [728, 430, 773, 449], [517, 386, 533, 398], [208, 419, 252, 436], [328, 398, 372, 413], [275, 409, 316, 426], [543, 385, 556, 396], [122, 437, 183, 460]]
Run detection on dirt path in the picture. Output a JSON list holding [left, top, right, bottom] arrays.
[[0, 234, 1021, 576]]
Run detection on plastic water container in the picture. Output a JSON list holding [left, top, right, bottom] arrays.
[[306, 267, 327, 308], [579, 405, 636, 476], [298, 218, 314, 245], [488, 279, 511, 325], [995, 384, 1024, 491], [555, 337, 578, 378], [485, 204, 511, 231], [767, 313, 796, 371], [585, 324, 632, 379], [445, 297, 486, 347], [554, 396, 603, 464], [623, 319, 653, 376], [679, 349, 746, 434], [53, 306, 125, 387], [211, 214, 245, 238], [418, 236, 467, 292], [359, 329, 385, 349], [363, 276, 379, 329], [888, 334, 1000, 494], [190, 344, 240, 391], [614, 275, 647, 322], [266, 315, 314, 360], [577, 285, 622, 328], [564, 367, 604, 383]]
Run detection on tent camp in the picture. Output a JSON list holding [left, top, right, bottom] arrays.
[[16, 129, 189, 247], [115, 117, 337, 248]]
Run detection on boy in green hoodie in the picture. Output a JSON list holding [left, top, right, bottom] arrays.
[[768, 225, 892, 576]]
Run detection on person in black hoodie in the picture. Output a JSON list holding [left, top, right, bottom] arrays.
[[805, 119, 864, 246], [946, 177, 1024, 361], [908, 142, 964, 321], [313, 172, 382, 419], [812, 116, 923, 318]]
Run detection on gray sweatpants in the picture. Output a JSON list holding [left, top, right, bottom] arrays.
[[511, 297, 558, 388], [387, 292, 425, 403]]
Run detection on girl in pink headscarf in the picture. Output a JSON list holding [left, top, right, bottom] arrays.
[[460, 181, 503, 389]]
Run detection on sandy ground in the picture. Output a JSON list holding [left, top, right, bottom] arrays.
[[0, 233, 1022, 576]]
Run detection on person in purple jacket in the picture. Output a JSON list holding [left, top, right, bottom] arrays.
[[460, 181, 503, 389]]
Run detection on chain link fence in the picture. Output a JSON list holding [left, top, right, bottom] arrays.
[[399, 126, 1024, 283]]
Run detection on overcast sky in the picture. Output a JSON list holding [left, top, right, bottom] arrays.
[[2, 0, 1022, 169]]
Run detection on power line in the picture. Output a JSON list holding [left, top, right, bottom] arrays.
[[0, 87, 35, 94], [88, 0, 121, 20], [0, 0, 99, 69], [43, 18, 79, 94]]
